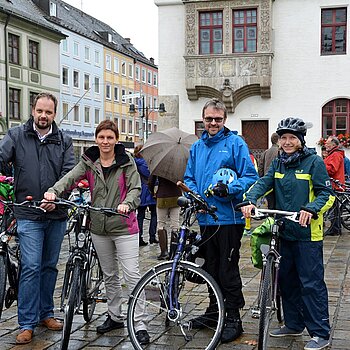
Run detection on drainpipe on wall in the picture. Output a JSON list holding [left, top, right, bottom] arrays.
[[4, 14, 11, 130]]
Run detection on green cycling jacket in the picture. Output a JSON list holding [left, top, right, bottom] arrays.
[[245, 148, 335, 241]]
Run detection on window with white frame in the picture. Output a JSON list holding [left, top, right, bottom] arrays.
[[128, 63, 133, 78], [94, 76, 100, 94], [121, 89, 126, 103], [106, 54, 111, 70], [94, 50, 100, 65], [154, 124, 157, 133], [135, 121, 140, 135], [113, 57, 119, 73], [73, 70, 79, 88], [147, 71, 152, 84], [84, 106, 90, 124], [153, 72, 158, 86], [9, 88, 20, 120], [84, 46, 90, 61], [62, 67, 69, 85], [94, 108, 100, 125], [142, 68, 146, 83], [73, 105, 79, 122], [114, 116, 119, 128], [135, 65, 140, 81], [73, 42, 79, 57], [114, 86, 119, 102], [106, 84, 111, 100], [62, 39, 68, 53], [128, 119, 133, 134], [129, 91, 134, 105], [154, 97, 157, 108], [62, 102, 69, 122], [121, 61, 126, 75], [121, 118, 126, 133], [84, 73, 90, 90]]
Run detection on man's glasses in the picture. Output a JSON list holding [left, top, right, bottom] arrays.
[[204, 117, 224, 123]]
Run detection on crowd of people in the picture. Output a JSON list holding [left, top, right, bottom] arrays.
[[0, 92, 341, 350]]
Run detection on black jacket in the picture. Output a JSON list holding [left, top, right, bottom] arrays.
[[0, 118, 75, 220]]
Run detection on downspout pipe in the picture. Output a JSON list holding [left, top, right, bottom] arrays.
[[4, 14, 11, 130]]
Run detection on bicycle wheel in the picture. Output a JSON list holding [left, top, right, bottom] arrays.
[[82, 245, 102, 322], [127, 261, 225, 350], [258, 255, 276, 350], [340, 199, 350, 231], [0, 254, 7, 319], [323, 205, 337, 235], [61, 263, 81, 350]]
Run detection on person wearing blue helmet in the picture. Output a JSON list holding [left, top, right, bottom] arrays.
[[184, 98, 258, 343]]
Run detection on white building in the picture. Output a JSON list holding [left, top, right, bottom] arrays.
[[156, 0, 350, 157]]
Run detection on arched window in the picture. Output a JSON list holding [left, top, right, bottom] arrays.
[[322, 98, 350, 136]]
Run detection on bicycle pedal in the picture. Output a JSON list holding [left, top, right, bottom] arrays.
[[251, 307, 260, 319]]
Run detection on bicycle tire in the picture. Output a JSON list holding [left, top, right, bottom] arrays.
[[82, 244, 102, 322], [340, 199, 350, 231], [127, 261, 225, 350], [0, 254, 7, 319], [60, 263, 81, 350], [258, 255, 275, 350], [323, 205, 337, 235]]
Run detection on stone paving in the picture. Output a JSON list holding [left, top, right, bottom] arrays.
[[0, 228, 349, 349]]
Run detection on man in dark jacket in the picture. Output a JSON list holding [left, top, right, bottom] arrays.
[[0, 92, 75, 344]]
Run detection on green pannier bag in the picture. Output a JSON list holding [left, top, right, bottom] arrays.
[[250, 217, 274, 269]]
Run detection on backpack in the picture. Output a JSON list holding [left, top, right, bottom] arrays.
[[250, 217, 273, 269]]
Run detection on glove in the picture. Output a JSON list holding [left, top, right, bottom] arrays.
[[212, 182, 228, 197]]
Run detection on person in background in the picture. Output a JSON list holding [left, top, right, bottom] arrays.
[[184, 98, 258, 343], [344, 155, 350, 180], [134, 145, 158, 246], [43, 120, 150, 345], [321, 146, 328, 160], [148, 175, 181, 260], [324, 136, 345, 236], [258, 132, 280, 209], [241, 117, 334, 350], [0, 92, 75, 344]]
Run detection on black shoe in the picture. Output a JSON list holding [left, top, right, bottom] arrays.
[[221, 318, 243, 343], [157, 252, 169, 260], [150, 238, 159, 244], [191, 310, 219, 329], [136, 330, 150, 345], [96, 315, 124, 334], [139, 239, 148, 247]]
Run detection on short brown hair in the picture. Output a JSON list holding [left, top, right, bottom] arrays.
[[95, 120, 119, 139], [202, 98, 227, 119], [134, 144, 143, 158], [33, 92, 58, 113], [271, 133, 279, 145]]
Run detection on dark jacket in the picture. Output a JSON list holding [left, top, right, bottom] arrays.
[[258, 144, 279, 177], [0, 118, 75, 220], [245, 148, 334, 241], [135, 157, 156, 207]]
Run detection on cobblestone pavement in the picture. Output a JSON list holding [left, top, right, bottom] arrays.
[[0, 229, 349, 349]]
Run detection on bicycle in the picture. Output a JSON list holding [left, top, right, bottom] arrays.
[[0, 194, 45, 319], [127, 181, 225, 350], [235, 204, 300, 350], [323, 178, 350, 234], [45, 197, 128, 350]]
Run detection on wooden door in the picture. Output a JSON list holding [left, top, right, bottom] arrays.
[[241, 120, 268, 161]]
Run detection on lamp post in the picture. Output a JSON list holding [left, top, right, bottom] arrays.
[[129, 96, 166, 141]]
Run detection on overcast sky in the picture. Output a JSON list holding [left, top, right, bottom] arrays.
[[63, 0, 159, 63]]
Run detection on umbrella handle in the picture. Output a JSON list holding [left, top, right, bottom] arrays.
[[177, 181, 190, 193]]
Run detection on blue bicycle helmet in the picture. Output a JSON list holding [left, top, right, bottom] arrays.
[[212, 168, 237, 185]]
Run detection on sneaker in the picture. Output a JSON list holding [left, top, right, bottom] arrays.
[[270, 325, 303, 337], [136, 329, 150, 345], [191, 310, 219, 329], [304, 336, 330, 350], [221, 318, 243, 343], [96, 315, 124, 334]]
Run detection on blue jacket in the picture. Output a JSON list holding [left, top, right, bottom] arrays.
[[135, 157, 156, 207], [344, 156, 350, 176], [184, 127, 258, 226]]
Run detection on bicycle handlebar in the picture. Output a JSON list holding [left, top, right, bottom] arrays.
[[0, 196, 46, 212], [177, 181, 217, 220]]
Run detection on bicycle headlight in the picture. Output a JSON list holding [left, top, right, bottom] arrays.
[[1, 233, 9, 243], [77, 232, 86, 248]]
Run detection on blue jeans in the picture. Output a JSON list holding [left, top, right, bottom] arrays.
[[17, 219, 66, 330]]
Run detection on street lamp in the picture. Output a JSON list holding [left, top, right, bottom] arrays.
[[129, 95, 166, 141]]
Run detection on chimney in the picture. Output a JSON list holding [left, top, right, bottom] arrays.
[[125, 38, 131, 43], [150, 57, 154, 64]]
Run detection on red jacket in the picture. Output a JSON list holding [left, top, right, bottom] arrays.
[[324, 147, 345, 188]]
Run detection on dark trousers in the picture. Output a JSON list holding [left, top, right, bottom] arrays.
[[199, 224, 245, 310], [331, 199, 341, 233], [137, 204, 157, 241], [279, 239, 330, 339]]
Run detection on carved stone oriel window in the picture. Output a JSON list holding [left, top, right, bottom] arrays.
[[184, 0, 273, 113]]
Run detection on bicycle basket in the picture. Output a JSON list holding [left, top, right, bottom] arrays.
[[250, 217, 273, 269]]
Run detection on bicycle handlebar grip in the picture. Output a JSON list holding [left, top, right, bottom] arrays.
[[234, 201, 251, 211], [25, 195, 33, 201], [177, 181, 191, 193]]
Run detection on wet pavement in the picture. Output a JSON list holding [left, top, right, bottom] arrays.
[[0, 228, 349, 349]]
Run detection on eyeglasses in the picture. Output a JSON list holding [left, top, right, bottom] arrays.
[[204, 117, 224, 123]]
